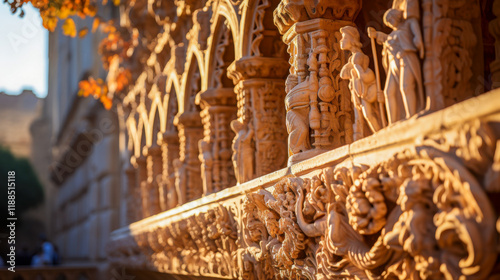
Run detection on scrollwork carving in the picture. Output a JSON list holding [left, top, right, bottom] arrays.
[[243, 119, 499, 280]]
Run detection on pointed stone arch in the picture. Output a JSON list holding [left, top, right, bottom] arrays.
[[173, 55, 204, 205], [196, 13, 239, 195]]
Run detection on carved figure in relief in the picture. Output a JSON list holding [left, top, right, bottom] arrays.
[[340, 26, 384, 137], [285, 74, 316, 155], [199, 140, 213, 194], [368, 6, 424, 124], [173, 159, 188, 205], [231, 120, 255, 183]]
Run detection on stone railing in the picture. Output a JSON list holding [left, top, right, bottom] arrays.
[[0, 267, 97, 280], [108, 89, 500, 279]]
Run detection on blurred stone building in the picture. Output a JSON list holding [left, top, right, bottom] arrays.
[[0, 89, 40, 158], [18, 0, 500, 279], [29, 4, 125, 278]]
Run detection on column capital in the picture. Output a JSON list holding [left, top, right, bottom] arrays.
[[273, 0, 361, 34]]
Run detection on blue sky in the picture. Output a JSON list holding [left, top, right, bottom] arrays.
[[0, 3, 48, 98]]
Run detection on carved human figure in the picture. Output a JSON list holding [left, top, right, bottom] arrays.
[[340, 26, 383, 136], [231, 120, 255, 183], [285, 74, 317, 155], [173, 159, 186, 205], [368, 8, 424, 124], [199, 140, 213, 194], [167, 172, 177, 208]]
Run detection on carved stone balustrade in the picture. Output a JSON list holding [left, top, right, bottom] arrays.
[[109, 88, 500, 280]]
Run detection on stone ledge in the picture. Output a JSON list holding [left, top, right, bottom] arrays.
[[108, 89, 500, 279]]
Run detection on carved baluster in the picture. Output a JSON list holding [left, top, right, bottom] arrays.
[[273, 0, 362, 165]]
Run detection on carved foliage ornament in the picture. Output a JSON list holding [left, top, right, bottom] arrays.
[[243, 120, 499, 280]]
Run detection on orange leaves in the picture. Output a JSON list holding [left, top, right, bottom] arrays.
[[92, 17, 100, 32], [115, 69, 131, 92], [7, 0, 99, 35], [78, 27, 88, 37], [78, 77, 112, 110], [62, 18, 76, 37], [4, 0, 130, 111]]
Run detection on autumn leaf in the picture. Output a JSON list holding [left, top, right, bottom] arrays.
[[100, 95, 112, 110], [78, 27, 88, 37], [112, 0, 120, 6], [42, 16, 58, 32], [62, 18, 76, 37], [92, 17, 100, 32]]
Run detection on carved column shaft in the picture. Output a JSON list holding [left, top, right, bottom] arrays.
[[229, 56, 289, 184], [423, 0, 483, 109], [490, 0, 500, 89], [147, 145, 162, 215], [175, 111, 204, 204], [282, 19, 355, 164], [125, 166, 138, 223], [136, 156, 149, 218], [198, 88, 237, 194], [160, 131, 179, 210]]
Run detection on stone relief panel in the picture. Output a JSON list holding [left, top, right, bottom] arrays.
[[115, 3, 498, 277], [108, 203, 240, 278], [274, 0, 362, 165], [241, 117, 500, 280]]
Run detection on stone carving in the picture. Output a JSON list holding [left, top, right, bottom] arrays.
[[229, 60, 288, 183], [422, 0, 482, 110], [243, 119, 500, 279], [197, 18, 237, 194], [273, 0, 362, 34], [109, 204, 239, 278], [231, 120, 255, 183], [114, 0, 498, 278], [367, 4, 425, 124], [340, 26, 384, 139], [491, 0, 500, 89], [275, 0, 362, 165]]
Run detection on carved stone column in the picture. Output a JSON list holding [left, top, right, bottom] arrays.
[[125, 165, 138, 223], [228, 56, 289, 184], [491, 0, 500, 89], [159, 131, 179, 211], [147, 145, 162, 215], [136, 155, 149, 218], [174, 111, 204, 204], [197, 88, 237, 194], [274, 1, 362, 165], [422, 0, 483, 109]]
